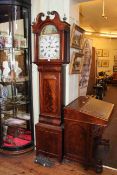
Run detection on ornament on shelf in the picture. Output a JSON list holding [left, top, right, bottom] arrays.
[[2, 61, 10, 81]]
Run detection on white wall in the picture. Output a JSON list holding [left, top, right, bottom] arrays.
[[65, 0, 81, 105], [31, 0, 40, 127], [69, 0, 79, 25], [35, 0, 70, 22], [89, 36, 117, 75]]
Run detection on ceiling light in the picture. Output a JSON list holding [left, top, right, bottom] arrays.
[[102, 0, 107, 19], [85, 31, 117, 38], [84, 31, 92, 35], [99, 33, 117, 38]]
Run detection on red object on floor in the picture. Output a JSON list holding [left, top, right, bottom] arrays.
[[3, 132, 31, 147]]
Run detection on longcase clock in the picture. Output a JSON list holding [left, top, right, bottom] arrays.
[[32, 11, 70, 161]]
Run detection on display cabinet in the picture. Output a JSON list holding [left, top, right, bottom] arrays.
[[0, 0, 34, 154]]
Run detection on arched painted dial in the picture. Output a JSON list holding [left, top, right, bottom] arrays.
[[39, 34, 60, 60]]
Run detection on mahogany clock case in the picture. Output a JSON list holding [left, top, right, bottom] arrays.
[[32, 11, 70, 161]]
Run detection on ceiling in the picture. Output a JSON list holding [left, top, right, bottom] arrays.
[[79, 0, 117, 35]]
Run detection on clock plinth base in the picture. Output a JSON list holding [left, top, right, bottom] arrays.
[[35, 122, 63, 162]]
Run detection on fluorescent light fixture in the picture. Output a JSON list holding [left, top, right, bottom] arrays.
[[85, 31, 92, 35], [85, 31, 117, 38], [99, 33, 117, 38]]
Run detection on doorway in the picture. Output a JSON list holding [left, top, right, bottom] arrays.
[[79, 0, 117, 169]]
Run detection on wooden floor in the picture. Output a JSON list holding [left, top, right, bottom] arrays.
[[0, 151, 117, 175], [102, 84, 117, 168]]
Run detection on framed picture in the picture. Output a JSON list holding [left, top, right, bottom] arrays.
[[113, 66, 117, 72], [70, 51, 83, 74], [114, 61, 117, 66], [114, 55, 117, 61], [97, 60, 102, 67], [101, 60, 109, 67], [102, 49, 109, 57], [70, 23, 85, 49], [96, 49, 103, 57]]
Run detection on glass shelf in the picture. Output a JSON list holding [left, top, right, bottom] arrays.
[[0, 47, 28, 50]]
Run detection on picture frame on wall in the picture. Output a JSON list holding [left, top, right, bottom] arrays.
[[70, 23, 85, 49], [114, 61, 117, 66], [113, 66, 117, 72], [97, 60, 102, 67], [96, 49, 103, 57], [102, 49, 109, 57], [69, 51, 83, 74], [114, 55, 117, 61], [114, 55, 117, 65], [101, 60, 109, 67]]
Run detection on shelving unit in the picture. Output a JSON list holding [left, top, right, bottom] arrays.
[[0, 0, 34, 154]]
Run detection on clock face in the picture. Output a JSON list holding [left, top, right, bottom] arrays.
[[39, 34, 60, 60]]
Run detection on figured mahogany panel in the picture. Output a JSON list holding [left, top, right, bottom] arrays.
[[35, 123, 63, 161], [64, 120, 91, 163], [39, 65, 62, 125], [43, 75, 59, 113]]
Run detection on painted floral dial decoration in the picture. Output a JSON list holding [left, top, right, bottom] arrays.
[[39, 34, 60, 60]]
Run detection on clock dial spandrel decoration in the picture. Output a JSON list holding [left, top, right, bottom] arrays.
[[40, 24, 58, 34]]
